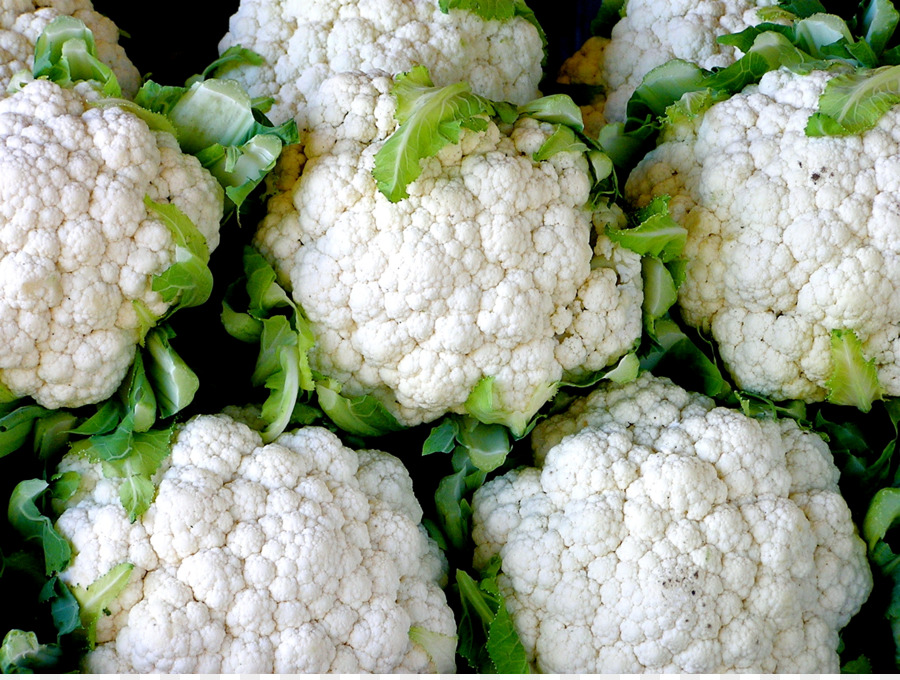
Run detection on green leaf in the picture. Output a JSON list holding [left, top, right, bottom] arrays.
[[97, 426, 173, 522], [0, 379, 18, 404], [438, 0, 518, 19], [315, 382, 405, 438], [772, 0, 827, 18], [841, 654, 874, 673], [7, 479, 71, 575], [39, 576, 81, 638], [517, 94, 585, 129], [486, 602, 531, 673], [166, 78, 257, 154], [80, 413, 173, 521], [252, 315, 301, 386], [243, 247, 295, 316], [222, 247, 317, 442], [532, 124, 589, 162], [0, 630, 63, 673], [807, 65, 900, 136], [143, 325, 199, 419], [794, 13, 854, 59], [457, 417, 511, 473], [862, 0, 900, 56], [199, 133, 287, 210], [663, 89, 722, 129], [464, 376, 555, 438], [133, 80, 188, 115], [259, 343, 302, 444], [432, 444, 489, 552], [434, 467, 478, 551], [84, 413, 136, 463], [118, 351, 157, 433], [640, 319, 732, 399], [709, 28, 815, 92], [49, 471, 81, 505], [456, 557, 532, 673], [33, 411, 77, 462], [70, 563, 133, 648], [408, 626, 458, 673], [826, 328, 884, 412], [590, 0, 626, 37], [863, 487, 900, 551], [713, 26, 821, 92], [373, 66, 497, 202], [0, 404, 51, 459], [221, 281, 264, 343], [68, 400, 123, 437], [606, 196, 687, 262], [422, 417, 460, 455], [627, 59, 709, 123], [145, 197, 214, 314], [605, 352, 641, 384], [738, 391, 808, 422], [595, 121, 649, 168], [32, 16, 121, 97], [195, 45, 266, 81], [641, 256, 679, 322]]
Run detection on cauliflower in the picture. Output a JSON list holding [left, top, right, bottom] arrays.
[[53, 414, 457, 673], [0, 77, 224, 409], [471, 372, 872, 673], [557, 0, 777, 136], [0, 0, 139, 95], [624, 67, 900, 403], [216, 0, 545, 125], [254, 69, 643, 431]]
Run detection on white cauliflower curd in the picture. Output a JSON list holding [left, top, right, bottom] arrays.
[[54, 414, 458, 673], [0, 0, 139, 95], [625, 67, 900, 403], [558, 0, 777, 136], [0, 78, 223, 409], [255, 70, 643, 431], [217, 0, 545, 125], [471, 372, 872, 673]]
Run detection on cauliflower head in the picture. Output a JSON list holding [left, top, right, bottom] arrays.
[[625, 67, 900, 402], [0, 0, 140, 95], [54, 414, 458, 673], [558, 0, 776, 134], [0, 78, 223, 409], [217, 0, 544, 125], [255, 70, 643, 430], [471, 372, 872, 673]]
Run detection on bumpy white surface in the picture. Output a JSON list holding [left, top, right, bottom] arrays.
[[625, 67, 900, 401], [0, 78, 223, 408], [472, 372, 872, 673], [55, 415, 457, 673], [255, 70, 643, 429], [558, 0, 776, 136], [217, 0, 544, 125], [0, 0, 140, 96]]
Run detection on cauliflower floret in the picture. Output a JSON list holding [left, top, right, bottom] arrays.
[[0, 78, 223, 409], [255, 70, 643, 430], [54, 415, 457, 673], [217, 0, 544, 125], [0, 0, 140, 95], [557, 0, 777, 136], [625, 67, 900, 402], [472, 372, 872, 673]]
